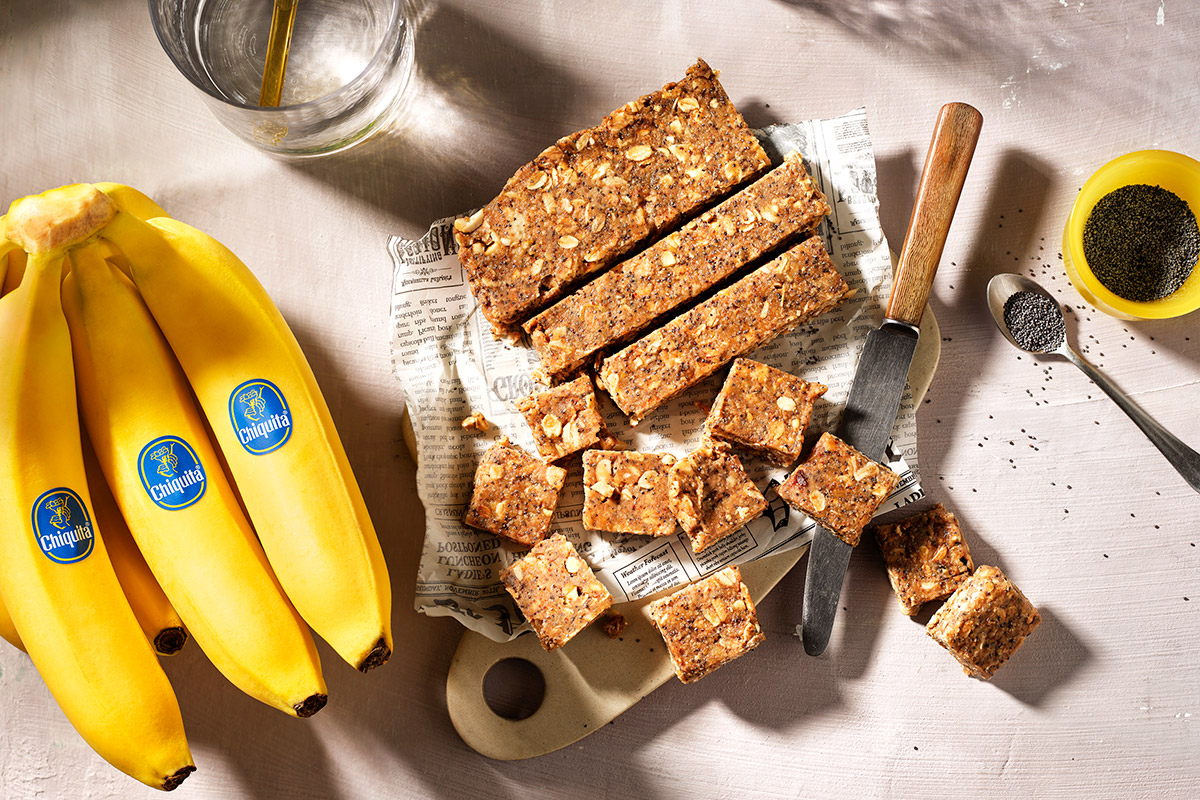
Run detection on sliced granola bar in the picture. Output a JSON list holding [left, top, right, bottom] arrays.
[[582, 450, 677, 536], [516, 375, 605, 461], [598, 236, 851, 423], [668, 441, 766, 552], [524, 154, 830, 377], [649, 566, 765, 683], [926, 565, 1040, 679], [705, 358, 827, 466], [874, 504, 974, 616], [776, 432, 899, 546], [463, 438, 566, 547], [501, 534, 614, 651], [454, 59, 770, 336]]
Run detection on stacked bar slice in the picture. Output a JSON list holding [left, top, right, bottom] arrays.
[[524, 154, 830, 377]]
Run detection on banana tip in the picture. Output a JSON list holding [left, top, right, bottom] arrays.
[[294, 693, 328, 719], [357, 638, 392, 673], [162, 765, 197, 792], [154, 628, 189, 657]]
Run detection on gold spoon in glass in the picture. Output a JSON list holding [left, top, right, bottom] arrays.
[[259, 0, 299, 107]]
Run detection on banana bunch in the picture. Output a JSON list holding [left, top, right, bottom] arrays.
[[0, 184, 392, 790]]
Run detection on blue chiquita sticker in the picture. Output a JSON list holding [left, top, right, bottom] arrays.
[[32, 487, 95, 564], [138, 435, 207, 510], [228, 379, 293, 455]]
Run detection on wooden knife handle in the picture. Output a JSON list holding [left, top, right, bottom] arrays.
[[887, 102, 983, 327]]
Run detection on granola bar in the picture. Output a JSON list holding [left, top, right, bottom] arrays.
[[926, 565, 1040, 679], [453, 59, 770, 336], [500, 534, 614, 651], [582, 450, 677, 536], [668, 441, 766, 552], [648, 566, 765, 684], [597, 236, 851, 423], [524, 154, 830, 377], [463, 438, 566, 547], [873, 504, 974, 616], [776, 432, 899, 546], [705, 358, 827, 466], [516, 375, 605, 461]]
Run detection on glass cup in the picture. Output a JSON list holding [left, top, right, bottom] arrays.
[[149, 0, 415, 156]]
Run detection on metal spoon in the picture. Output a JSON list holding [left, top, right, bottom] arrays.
[[987, 272, 1200, 493]]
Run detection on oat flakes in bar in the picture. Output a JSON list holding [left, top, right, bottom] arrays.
[[776, 432, 899, 547], [705, 358, 828, 466], [453, 59, 770, 336], [516, 375, 605, 461], [926, 565, 1040, 680], [649, 566, 765, 684], [668, 441, 766, 553], [524, 154, 830, 376], [501, 534, 614, 651], [873, 503, 974, 616], [582, 449, 678, 537], [598, 236, 851, 423], [463, 437, 566, 547]]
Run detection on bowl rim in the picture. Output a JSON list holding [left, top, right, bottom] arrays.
[[1063, 148, 1200, 319]]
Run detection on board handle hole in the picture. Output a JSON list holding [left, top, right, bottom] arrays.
[[482, 657, 545, 720]]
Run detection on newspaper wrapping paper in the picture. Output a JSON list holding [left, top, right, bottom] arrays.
[[389, 108, 925, 642]]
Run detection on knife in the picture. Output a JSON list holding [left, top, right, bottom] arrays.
[[800, 102, 983, 656]]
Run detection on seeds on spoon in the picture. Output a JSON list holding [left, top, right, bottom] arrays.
[[1002, 291, 1065, 352]]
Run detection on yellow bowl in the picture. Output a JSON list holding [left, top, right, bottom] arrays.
[[1062, 149, 1200, 320]]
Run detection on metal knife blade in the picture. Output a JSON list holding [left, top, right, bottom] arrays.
[[800, 102, 982, 656]]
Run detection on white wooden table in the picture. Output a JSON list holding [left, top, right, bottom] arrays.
[[2, 1, 1197, 797]]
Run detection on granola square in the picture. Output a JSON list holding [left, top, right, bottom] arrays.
[[926, 565, 1040, 680], [649, 566, 765, 683], [516, 375, 605, 461], [776, 432, 899, 546], [501, 534, 614, 651], [582, 450, 678, 536], [668, 441, 766, 552], [874, 504, 975, 616], [463, 438, 566, 547], [705, 358, 827, 466]]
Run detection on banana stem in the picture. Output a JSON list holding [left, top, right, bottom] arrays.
[[259, 0, 299, 107]]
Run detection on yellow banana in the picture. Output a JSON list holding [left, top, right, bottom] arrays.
[[102, 209, 393, 671], [63, 241, 328, 717], [0, 438, 188, 657], [0, 594, 22, 650], [0, 185, 195, 791], [82, 433, 189, 656]]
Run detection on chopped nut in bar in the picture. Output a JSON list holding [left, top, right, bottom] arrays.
[[524, 153, 830, 378], [463, 437, 566, 547], [926, 565, 1040, 680], [582, 450, 678, 536], [873, 503, 975, 616], [705, 358, 827, 466], [501, 534, 614, 651], [516, 375, 605, 461], [453, 59, 770, 336], [649, 566, 765, 684], [668, 441, 766, 552], [776, 432, 899, 547], [598, 236, 851, 423]]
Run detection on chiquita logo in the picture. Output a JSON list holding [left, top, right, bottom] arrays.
[[228, 379, 293, 455], [31, 488, 95, 564], [138, 435, 207, 510]]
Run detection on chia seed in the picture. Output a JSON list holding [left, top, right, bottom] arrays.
[[1004, 291, 1065, 352], [1082, 183, 1200, 302]]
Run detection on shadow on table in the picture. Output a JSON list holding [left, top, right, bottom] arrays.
[[990, 605, 1090, 706], [282, 1, 604, 236]]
